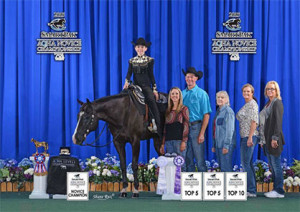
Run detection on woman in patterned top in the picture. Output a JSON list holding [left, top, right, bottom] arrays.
[[236, 83, 259, 198], [160, 87, 189, 170]]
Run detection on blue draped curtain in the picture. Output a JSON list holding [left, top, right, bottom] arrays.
[[1, 0, 299, 165]]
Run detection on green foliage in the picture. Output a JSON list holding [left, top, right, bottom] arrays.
[[291, 159, 300, 177]]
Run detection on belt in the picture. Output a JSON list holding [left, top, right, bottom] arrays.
[[189, 120, 202, 126]]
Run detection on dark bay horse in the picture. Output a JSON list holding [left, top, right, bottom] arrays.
[[72, 92, 165, 197]]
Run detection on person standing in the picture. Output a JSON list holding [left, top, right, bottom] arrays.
[[160, 87, 189, 167], [123, 37, 160, 135], [236, 83, 259, 197], [182, 67, 212, 172], [212, 91, 236, 172], [259, 81, 285, 198]]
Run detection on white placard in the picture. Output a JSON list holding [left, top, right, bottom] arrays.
[[225, 172, 247, 201], [203, 172, 224, 201], [181, 172, 202, 201], [67, 172, 89, 201]]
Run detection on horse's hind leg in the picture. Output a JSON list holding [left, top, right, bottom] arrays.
[[131, 139, 140, 198], [114, 141, 128, 198]]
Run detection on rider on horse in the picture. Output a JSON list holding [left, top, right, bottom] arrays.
[[123, 37, 161, 137]]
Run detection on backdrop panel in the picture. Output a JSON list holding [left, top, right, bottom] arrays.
[[0, 0, 299, 165]]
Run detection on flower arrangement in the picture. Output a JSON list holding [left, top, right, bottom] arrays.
[[0, 158, 34, 189], [1, 156, 299, 189], [81, 154, 121, 184], [253, 160, 272, 183]]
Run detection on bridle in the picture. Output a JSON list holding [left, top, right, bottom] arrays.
[[78, 93, 131, 148]]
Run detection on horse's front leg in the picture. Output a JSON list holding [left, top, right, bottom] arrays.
[[114, 140, 128, 198], [131, 138, 141, 198]]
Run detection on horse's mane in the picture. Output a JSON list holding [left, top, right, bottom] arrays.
[[93, 92, 129, 104]]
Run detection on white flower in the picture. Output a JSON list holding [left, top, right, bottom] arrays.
[[93, 169, 97, 174], [106, 170, 112, 177], [86, 161, 90, 165], [6, 177, 11, 182], [147, 164, 154, 170], [91, 156, 97, 160], [294, 176, 300, 181], [92, 163, 97, 167], [127, 173, 134, 182], [24, 168, 34, 175], [264, 171, 272, 177], [149, 157, 156, 164], [102, 169, 109, 176], [96, 170, 100, 176], [287, 176, 293, 182]]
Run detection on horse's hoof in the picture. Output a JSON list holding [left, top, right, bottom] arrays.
[[119, 192, 127, 198], [132, 193, 139, 198]]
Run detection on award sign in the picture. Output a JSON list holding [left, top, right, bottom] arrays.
[[181, 172, 202, 201], [203, 172, 224, 201], [67, 172, 89, 201], [225, 172, 247, 201]]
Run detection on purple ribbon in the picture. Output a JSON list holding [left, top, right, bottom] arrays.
[[34, 153, 47, 176], [173, 156, 184, 194]]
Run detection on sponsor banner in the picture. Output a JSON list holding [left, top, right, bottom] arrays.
[[67, 172, 89, 201], [225, 172, 247, 201], [212, 12, 257, 61], [36, 12, 82, 61], [203, 172, 224, 201], [181, 172, 202, 201]]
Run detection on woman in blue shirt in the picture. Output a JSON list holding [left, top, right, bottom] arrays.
[[212, 91, 236, 172]]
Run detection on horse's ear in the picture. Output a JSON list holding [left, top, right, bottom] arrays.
[[77, 99, 84, 105], [86, 98, 91, 104]]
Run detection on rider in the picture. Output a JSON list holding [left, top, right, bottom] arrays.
[[123, 37, 161, 136]]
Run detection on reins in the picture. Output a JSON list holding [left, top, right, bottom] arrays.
[[79, 92, 131, 148]]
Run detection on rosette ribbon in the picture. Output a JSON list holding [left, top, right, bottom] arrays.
[[173, 155, 185, 194], [34, 153, 47, 176], [156, 156, 168, 195]]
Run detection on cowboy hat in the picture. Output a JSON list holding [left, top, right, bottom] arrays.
[[131, 37, 151, 47], [182, 67, 203, 80]]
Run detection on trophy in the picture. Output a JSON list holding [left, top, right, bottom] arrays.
[[31, 138, 49, 156]]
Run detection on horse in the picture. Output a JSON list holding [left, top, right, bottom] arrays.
[[31, 138, 49, 155], [72, 91, 166, 197]]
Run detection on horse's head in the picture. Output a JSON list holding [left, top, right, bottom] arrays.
[[72, 99, 99, 145]]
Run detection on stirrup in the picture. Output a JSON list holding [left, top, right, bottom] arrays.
[[148, 119, 158, 133]]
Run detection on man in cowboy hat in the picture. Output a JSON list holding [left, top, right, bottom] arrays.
[[182, 67, 212, 172], [123, 37, 160, 135]]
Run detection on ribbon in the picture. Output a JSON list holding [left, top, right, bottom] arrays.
[[173, 155, 185, 194], [156, 156, 168, 195], [34, 153, 48, 176]]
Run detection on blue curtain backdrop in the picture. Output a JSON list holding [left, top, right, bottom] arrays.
[[0, 0, 299, 165]]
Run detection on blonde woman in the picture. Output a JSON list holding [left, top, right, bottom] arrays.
[[160, 87, 189, 170], [259, 81, 285, 198], [236, 83, 259, 197], [212, 91, 236, 172]]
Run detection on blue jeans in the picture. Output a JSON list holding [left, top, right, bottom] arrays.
[[240, 136, 258, 194], [185, 122, 207, 172], [165, 140, 187, 171], [264, 145, 285, 194], [216, 145, 235, 172]]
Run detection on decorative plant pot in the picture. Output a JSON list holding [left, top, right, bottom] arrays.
[[256, 183, 263, 192], [101, 182, 108, 192], [0, 182, 7, 192], [268, 182, 274, 191], [95, 183, 101, 191], [263, 183, 269, 192], [113, 182, 120, 192], [107, 182, 114, 192], [149, 182, 156, 192]]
